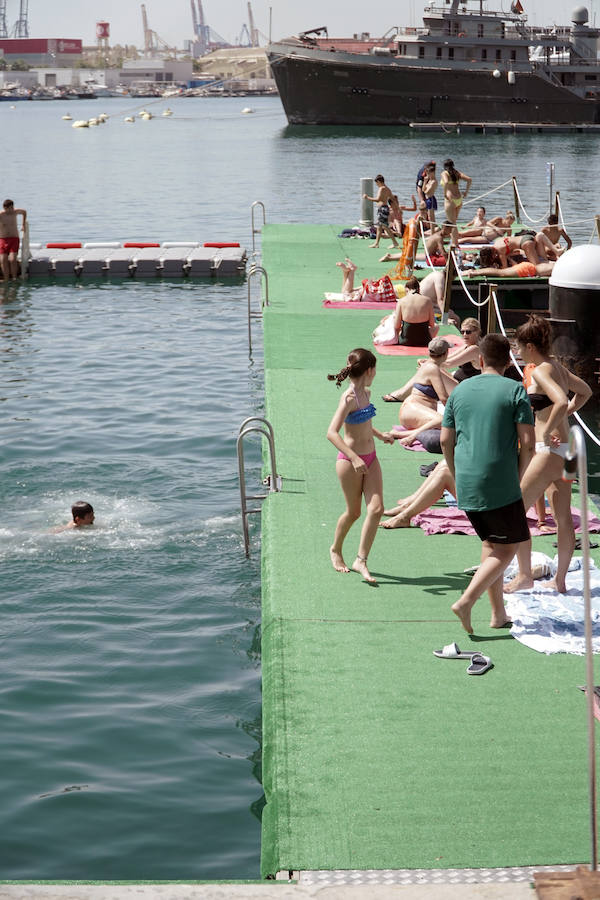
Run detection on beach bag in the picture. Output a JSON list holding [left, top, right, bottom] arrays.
[[372, 313, 397, 345], [361, 274, 397, 303]]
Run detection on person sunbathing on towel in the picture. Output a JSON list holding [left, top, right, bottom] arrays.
[[380, 460, 456, 528], [466, 246, 555, 278], [382, 336, 457, 447], [458, 210, 516, 244]]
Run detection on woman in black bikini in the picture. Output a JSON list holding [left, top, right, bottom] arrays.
[[393, 275, 439, 346]]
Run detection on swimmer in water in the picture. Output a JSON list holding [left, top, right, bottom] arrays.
[[53, 500, 95, 532]]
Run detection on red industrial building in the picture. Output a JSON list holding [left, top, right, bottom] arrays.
[[0, 38, 82, 65]]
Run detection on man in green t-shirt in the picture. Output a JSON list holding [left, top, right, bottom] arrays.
[[441, 333, 535, 634]]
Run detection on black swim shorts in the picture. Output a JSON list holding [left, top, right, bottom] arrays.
[[465, 498, 530, 545]]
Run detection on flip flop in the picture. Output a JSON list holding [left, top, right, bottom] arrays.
[[433, 642, 477, 660], [466, 653, 494, 675], [382, 394, 402, 402], [553, 539, 598, 550]]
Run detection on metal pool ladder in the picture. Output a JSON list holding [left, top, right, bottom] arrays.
[[237, 416, 281, 557], [247, 264, 269, 353], [250, 200, 266, 253]]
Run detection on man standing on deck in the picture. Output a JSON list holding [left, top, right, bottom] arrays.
[[0, 199, 27, 281], [440, 334, 535, 634]]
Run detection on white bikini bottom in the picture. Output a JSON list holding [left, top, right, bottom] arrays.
[[535, 441, 569, 460]]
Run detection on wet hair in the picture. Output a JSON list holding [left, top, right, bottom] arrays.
[[515, 314, 552, 356], [477, 206, 486, 215], [461, 317, 481, 333], [428, 337, 450, 358], [480, 333, 510, 369], [3, 199, 13, 209], [72, 500, 94, 521], [404, 275, 420, 293], [479, 246, 500, 267], [506, 210, 515, 221], [327, 348, 377, 388], [374, 174, 384, 183], [547, 213, 559, 225], [443, 158, 459, 183]]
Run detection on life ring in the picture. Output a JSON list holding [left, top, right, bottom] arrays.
[[203, 242, 241, 248], [123, 242, 160, 248], [46, 242, 82, 249]]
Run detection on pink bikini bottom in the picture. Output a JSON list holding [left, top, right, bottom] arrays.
[[337, 450, 377, 468]]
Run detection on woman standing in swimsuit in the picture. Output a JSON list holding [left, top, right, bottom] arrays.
[[382, 337, 458, 446], [505, 315, 591, 594], [327, 348, 395, 583], [440, 158, 472, 225]]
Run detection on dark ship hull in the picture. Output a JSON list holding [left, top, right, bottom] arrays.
[[268, 47, 600, 126]]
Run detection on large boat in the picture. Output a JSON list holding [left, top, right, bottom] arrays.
[[267, 0, 600, 125]]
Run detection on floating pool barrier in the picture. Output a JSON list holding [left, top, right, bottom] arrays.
[[25, 241, 246, 278]]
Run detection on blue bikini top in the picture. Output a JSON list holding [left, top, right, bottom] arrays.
[[345, 386, 376, 424], [345, 402, 376, 425]]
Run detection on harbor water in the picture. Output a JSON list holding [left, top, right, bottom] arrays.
[[1, 95, 600, 880]]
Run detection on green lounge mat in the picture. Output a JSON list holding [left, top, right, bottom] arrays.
[[259, 224, 598, 878]]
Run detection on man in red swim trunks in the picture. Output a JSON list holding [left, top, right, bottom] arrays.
[[0, 198, 27, 281]]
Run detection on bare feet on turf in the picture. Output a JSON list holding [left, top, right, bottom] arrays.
[[379, 514, 411, 529], [490, 616, 512, 629], [504, 573, 534, 593], [451, 600, 473, 634], [379, 253, 392, 262], [383, 500, 411, 516], [330, 547, 349, 573], [370, 242, 380, 248], [352, 556, 377, 583]]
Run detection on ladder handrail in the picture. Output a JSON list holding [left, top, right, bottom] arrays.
[[237, 416, 280, 557], [250, 200, 266, 253], [247, 265, 269, 353]]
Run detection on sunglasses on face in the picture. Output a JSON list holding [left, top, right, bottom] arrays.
[[461, 329, 474, 334]]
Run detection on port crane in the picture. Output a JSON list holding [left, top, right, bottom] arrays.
[[141, 3, 175, 56]]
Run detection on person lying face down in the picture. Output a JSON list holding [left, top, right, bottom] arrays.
[[466, 246, 555, 279]]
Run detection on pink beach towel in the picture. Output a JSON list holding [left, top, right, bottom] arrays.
[[323, 298, 397, 310], [411, 505, 600, 537], [375, 333, 463, 356], [391, 425, 429, 451]]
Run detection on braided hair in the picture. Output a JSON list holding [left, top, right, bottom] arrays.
[[327, 348, 377, 388]]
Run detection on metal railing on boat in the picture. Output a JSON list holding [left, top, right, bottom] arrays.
[[237, 416, 281, 558]]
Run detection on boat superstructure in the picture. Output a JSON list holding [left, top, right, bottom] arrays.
[[267, 0, 600, 125]]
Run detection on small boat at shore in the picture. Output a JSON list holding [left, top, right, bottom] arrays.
[[268, 0, 600, 125]]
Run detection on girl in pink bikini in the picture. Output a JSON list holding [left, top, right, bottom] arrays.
[[327, 348, 394, 583]]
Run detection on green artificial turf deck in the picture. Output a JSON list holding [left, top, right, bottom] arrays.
[[259, 224, 598, 878]]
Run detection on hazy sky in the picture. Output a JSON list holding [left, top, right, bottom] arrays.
[[10, 0, 600, 48]]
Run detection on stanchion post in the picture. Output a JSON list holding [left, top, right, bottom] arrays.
[[595, 215, 600, 243], [555, 189, 560, 219], [486, 283, 498, 334], [512, 176, 521, 224], [442, 252, 456, 325], [360, 177, 374, 227]]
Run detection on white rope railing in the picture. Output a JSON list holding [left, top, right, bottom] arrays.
[[556, 193, 566, 231], [574, 412, 600, 448], [462, 178, 513, 208], [450, 251, 490, 307], [492, 291, 600, 449], [513, 179, 550, 225], [419, 219, 435, 270]]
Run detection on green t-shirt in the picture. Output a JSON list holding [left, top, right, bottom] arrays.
[[442, 373, 534, 512]]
